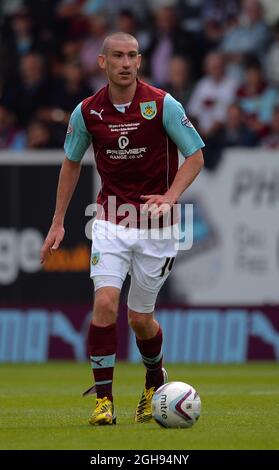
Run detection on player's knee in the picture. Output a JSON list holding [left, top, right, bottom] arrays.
[[128, 310, 153, 334], [93, 290, 118, 324]]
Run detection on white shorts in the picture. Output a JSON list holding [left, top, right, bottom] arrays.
[[90, 220, 179, 313]]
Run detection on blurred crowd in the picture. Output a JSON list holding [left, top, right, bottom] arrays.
[[1, 0, 279, 169]]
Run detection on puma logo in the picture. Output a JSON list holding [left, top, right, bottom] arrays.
[[91, 357, 104, 367], [90, 109, 104, 120]]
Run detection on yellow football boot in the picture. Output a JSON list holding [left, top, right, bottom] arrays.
[[135, 368, 168, 423], [89, 397, 116, 426]]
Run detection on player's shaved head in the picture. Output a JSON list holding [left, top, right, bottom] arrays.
[[98, 32, 141, 89], [101, 32, 139, 55]]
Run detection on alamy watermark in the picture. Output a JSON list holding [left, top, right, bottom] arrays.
[[85, 197, 194, 251]]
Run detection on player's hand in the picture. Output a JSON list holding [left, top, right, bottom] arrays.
[[140, 194, 175, 218], [40, 224, 65, 264]]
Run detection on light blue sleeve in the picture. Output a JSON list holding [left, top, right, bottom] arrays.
[[64, 102, 91, 162], [163, 93, 205, 157]]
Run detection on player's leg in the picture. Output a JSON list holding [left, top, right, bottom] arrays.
[[127, 286, 168, 424], [128, 306, 165, 391], [89, 282, 121, 399], [128, 233, 177, 423], [87, 281, 122, 426], [86, 220, 131, 425]]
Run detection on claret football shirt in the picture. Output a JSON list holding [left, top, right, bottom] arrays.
[[64, 79, 204, 224]]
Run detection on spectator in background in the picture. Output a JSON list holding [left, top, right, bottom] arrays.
[[204, 102, 258, 169], [0, 8, 37, 83], [266, 20, 279, 88], [25, 119, 56, 149], [261, 106, 279, 149], [24, 0, 59, 53], [256, 0, 279, 27], [201, 0, 240, 24], [193, 0, 241, 76], [6, 8, 34, 55], [39, 61, 92, 146], [177, 0, 203, 35], [221, 102, 259, 147], [237, 57, 279, 137], [147, 6, 178, 87], [220, 14, 247, 83], [115, 9, 151, 53], [103, 0, 149, 23], [57, 0, 97, 40], [58, 0, 105, 17], [60, 37, 83, 64], [51, 61, 92, 114], [115, 8, 137, 35], [188, 51, 238, 138], [241, 0, 271, 56], [0, 105, 25, 150], [80, 13, 109, 91], [1, 1, 25, 16], [221, 0, 270, 63], [37, 62, 92, 147], [195, 18, 224, 77], [146, 5, 197, 87], [1, 52, 50, 127], [166, 56, 194, 108], [148, 0, 177, 9]]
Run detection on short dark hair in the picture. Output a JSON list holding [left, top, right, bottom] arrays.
[[101, 32, 138, 55]]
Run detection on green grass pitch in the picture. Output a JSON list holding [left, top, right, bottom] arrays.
[[1, 362, 278, 450]]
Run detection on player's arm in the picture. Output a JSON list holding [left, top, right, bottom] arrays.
[[141, 94, 205, 217], [40, 158, 81, 263], [40, 103, 91, 263], [164, 147, 204, 203]]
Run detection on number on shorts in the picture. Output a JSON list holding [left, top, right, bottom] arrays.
[[160, 257, 175, 277]]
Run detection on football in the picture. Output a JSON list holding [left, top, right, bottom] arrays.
[[152, 381, 201, 428]]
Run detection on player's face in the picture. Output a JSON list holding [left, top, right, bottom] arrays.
[[99, 39, 141, 87]]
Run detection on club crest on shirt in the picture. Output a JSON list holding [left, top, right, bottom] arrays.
[[92, 251, 100, 265], [140, 101, 157, 120]]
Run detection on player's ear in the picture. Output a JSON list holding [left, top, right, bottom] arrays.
[[98, 54, 106, 70], [137, 54, 142, 70]]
